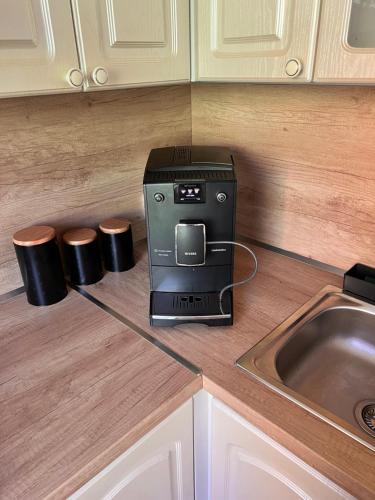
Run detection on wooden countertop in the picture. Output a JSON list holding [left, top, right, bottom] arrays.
[[1, 240, 374, 499], [81, 240, 375, 499], [0, 290, 200, 499]]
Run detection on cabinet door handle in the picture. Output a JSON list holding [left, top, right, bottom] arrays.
[[285, 59, 303, 78], [66, 68, 84, 88], [92, 67, 109, 86]]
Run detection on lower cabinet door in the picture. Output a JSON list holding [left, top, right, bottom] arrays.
[[194, 391, 353, 500], [70, 399, 194, 500]]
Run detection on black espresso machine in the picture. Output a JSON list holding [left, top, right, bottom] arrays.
[[143, 145, 237, 327]]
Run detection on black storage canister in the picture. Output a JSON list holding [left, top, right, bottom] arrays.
[[13, 225, 67, 306], [99, 218, 134, 272], [63, 228, 103, 285]]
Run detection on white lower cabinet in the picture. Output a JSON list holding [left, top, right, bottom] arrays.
[[71, 392, 353, 500], [70, 399, 194, 500], [194, 391, 353, 500]]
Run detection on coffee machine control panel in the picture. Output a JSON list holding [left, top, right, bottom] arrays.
[[174, 183, 205, 203]]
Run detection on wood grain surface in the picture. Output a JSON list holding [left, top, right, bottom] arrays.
[[0, 289, 199, 499], [99, 217, 130, 234], [81, 241, 375, 499], [63, 227, 97, 245], [192, 83, 375, 271], [12, 225, 56, 246], [0, 85, 191, 295]]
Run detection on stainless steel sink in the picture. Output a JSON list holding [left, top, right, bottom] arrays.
[[237, 286, 375, 451]]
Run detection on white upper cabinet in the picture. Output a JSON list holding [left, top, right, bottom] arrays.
[[314, 0, 375, 83], [192, 0, 321, 82], [3, 0, 375, 97], [0, 0, 81, 97], [71, 0, 190, 91]]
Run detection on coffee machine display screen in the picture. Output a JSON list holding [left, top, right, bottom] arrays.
[[174, 183, 205, 203]]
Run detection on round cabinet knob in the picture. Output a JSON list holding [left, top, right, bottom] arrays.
[[217, 192, 227, 203], [154, 193, 165, 203], [92, 67, 109, 86], [66, 68, 83, 88], [285, 58, 303, 78]]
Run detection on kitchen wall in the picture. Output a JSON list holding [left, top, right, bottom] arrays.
[[0, 85, 191, 295], [2, 82, 375, 294], [192, 83, 375, 271]]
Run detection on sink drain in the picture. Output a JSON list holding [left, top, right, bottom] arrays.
[[355, 400, 375, 438]]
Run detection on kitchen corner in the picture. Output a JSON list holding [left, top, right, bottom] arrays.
[[1, 238, 373, 498], [78, 240, 374, 498], [1, 1, 375, 498], [0, 286, 200, 499]]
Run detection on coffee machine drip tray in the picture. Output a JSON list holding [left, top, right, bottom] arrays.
[[150, 291, 233, 327]]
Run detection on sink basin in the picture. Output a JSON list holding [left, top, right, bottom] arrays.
[[237, 286, 375, 451]]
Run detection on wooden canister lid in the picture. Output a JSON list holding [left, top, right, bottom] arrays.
[[63, 228, 97, 246], [13, 225, 56, 247], [99, 218, 130, 235]]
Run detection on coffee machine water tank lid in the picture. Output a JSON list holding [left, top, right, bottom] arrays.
[[145, 146, 234, 172]]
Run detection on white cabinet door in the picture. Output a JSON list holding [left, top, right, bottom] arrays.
[[70, 399, 194, 500], [0, 0, 81, 97], [71, 0, 190, 91], [194, 391, 353, 500], [314, 0, 375, 83], [192, 0, 320, 83]]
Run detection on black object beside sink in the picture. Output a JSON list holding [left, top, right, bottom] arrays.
[[344, 262, 375, 303]]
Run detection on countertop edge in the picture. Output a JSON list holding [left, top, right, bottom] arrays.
[[49, 376, 202, 499], [202, 375, 374, 499]]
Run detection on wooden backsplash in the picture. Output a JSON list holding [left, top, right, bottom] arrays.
[[192, 83, 375, 271], [0, 85, 191, 295], [3, 82, 375, 294]]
